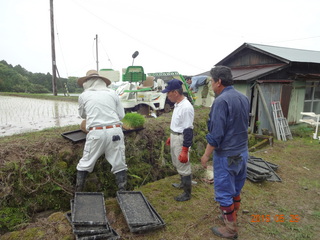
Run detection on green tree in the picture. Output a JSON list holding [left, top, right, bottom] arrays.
[[30, 72, 52, 91], [64, 76, 82, 93], [29, 83, 50, 93], [0, 63, 26, 91], [0, 60, 82, 93], [13, 64, 31, 78], [11, 75, 32, 92]]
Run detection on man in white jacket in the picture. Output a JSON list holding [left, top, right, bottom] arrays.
[[75, 70, 128, 192], [162, 79, 194, 201]]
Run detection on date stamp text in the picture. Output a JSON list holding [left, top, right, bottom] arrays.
[[251, 214, 300, 223]]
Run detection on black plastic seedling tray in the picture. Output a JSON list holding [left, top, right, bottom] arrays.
[[250, 159, 278, 171], [246, 172, 270, 182], [66, 194, 120, 240], [248, 157, 281, 182], [72, 192, 108, 226], [73, 226, 112, 236], [66, 212, 115, 237], [116, 191, 158, 226], [249, 157, 279, 171], [61, 130, 87, 143], [61, 128, 145, 143], [247, 162, 271, 175], [129, 201, 166, 233], [75, 229, 120, 240], [116, 191, 165, 233]]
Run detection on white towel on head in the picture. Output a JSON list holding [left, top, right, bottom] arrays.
[[83, 78, 108, 91]]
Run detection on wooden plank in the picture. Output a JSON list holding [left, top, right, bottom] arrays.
[[250, 84, 258, 133]]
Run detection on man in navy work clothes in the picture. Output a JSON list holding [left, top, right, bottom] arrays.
[[188, 75, 208, 93], [163, 79, 194, 201], [201, 66, 249, 239], [188, 75, 211, 107], [76, 70, 128, 192]]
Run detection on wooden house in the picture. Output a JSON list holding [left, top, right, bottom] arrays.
[[201, 43, 320, 135]]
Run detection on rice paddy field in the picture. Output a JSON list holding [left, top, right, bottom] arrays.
[[0, 95, 81, 137]]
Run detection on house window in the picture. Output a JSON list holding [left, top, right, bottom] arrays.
[[304, 81, 320, 113]]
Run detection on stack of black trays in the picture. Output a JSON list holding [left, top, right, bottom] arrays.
[[66, 192, 120, 240], [116, 191, 165, 233], [247, 156, 281, 182]]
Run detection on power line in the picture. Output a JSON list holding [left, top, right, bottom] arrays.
[[70, 0, 204, 71], [99, 38, 113, 69], [55, 28, 69, 78]]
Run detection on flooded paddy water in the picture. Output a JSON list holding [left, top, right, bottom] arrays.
[[0, 95, 81, 137]]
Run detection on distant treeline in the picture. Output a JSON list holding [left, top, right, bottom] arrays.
[[0, 60, 82, 93]]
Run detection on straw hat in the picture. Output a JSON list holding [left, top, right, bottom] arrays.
[[77, 70, 111, 87]]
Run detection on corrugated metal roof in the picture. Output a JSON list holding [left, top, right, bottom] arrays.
[[232, 64, 287, 81], [199, 43, 320, 81], [248, 43, 320, 63], [196, 64, 287, 82], [216, 43, 320, 66], [257, 80, 294, 83], [295, 73, 320, 79]]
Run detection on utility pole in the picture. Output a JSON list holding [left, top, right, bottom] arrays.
[[50, 0, 58, 96], [95, 34, 99, 71]]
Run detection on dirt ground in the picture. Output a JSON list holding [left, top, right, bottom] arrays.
[[0, 97, 319, 239], [1, 135, 320, 240]]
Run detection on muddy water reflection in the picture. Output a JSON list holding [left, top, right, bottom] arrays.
[[0, 96, 81, 137]]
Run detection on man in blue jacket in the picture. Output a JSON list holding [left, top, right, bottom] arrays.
[[188, 75, 211, 107], [201, 66, 249, 239]]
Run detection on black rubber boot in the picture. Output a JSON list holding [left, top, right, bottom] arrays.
[[115, 170, 127, 191], [172, 175, 184, 189], [175, 175, 191, 201], [75, 170, 88, 192]]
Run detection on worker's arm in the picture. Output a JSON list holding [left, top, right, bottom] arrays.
[[178, 127, 194, 163], [200, 143, 215, 169], [113, 92, 125, 120], [78, 96, 86, 119], [189, 80, 198, 93]]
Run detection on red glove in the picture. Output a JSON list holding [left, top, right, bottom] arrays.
[[178, 147, 189, 163], [166, 137, 171, 146]]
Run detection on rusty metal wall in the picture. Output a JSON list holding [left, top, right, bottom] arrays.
[[280, 84, 293, 117]]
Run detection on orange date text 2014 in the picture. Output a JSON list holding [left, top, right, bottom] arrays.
[[251, 215, 300, 223]]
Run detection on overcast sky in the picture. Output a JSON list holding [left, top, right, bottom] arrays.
[[1, 0, 320, 79]]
